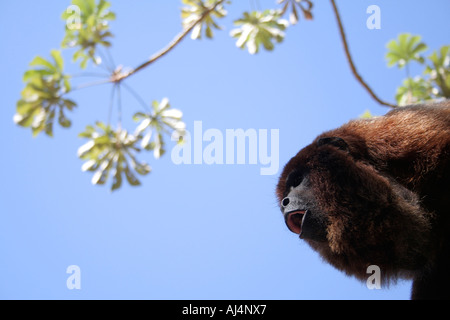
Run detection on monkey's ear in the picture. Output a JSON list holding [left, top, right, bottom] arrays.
[[317, 137, 349, 151]]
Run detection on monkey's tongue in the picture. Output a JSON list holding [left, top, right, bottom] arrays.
[[285, 210, 306, 235]]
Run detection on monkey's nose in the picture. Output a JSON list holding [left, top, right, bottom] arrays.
[[281, 197, 290, 207]]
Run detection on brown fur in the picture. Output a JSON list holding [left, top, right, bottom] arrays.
[[276, 101, 450, 299]]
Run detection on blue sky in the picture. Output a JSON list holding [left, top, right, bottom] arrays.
[[0, 0, 449, 300]]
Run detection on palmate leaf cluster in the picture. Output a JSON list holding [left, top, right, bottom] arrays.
[[425, 45, 450, 98], [14, 50, 76, 137], [15, 0, 188, 191], [133, 98, 186, 160], [182, 0, 315, 54], [77, 97, 184, 191], [75, 98, 185, 191], [386, 34, 428, 68], [386, 33, 450, 105], [61, 0, 116, 69], [78, 122, 151, 191], [230, 10, 289, 55]]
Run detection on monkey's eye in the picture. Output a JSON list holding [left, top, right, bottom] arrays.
[[285, 170, 304, 190]]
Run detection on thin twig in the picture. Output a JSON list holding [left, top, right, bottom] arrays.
[[123, 0, 226, 80], [108, 83, 117, 126], [96, 54, 114, 73], [330, 0, 397, 108], [117, 84, 122, 130], [71, 78, 112, 91], [69, 72, 110, 78], [97, 49, 114, 72], [105, 48, 117, 70], [121, 82, 151, 113]]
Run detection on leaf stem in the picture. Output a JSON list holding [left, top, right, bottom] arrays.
[[330, 0, 397, 108], [97, 48, 115, 72], [117, 83, 123, 130], [108, 83, 117, 126], [405, 63, 414, 104], [69, 72, 110, 78], [105, 47, 117, 71], [121, 82, 152, 113], [71, 78, 112, 91]]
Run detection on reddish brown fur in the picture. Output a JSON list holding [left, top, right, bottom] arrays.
[[276, 101, 450, 299]]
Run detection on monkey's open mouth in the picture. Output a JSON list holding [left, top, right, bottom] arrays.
[[284, 210, 306, 235]]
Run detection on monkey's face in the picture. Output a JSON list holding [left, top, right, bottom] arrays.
[[279, 172, 328, 242], [276, 136, 432, 280], [277, 136, 361, 243]]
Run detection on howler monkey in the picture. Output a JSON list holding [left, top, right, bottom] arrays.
[[276, 101, 450, 299]]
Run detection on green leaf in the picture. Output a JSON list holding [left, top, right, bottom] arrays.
[[32, 126, 44, 138], [45, 109, 56, 137], [205, 25, 213, 39], [29, 56, 56, 71], [96, 121, 109, 131], [50, 50, 64, 71], [111, 157, 123, 191], [360, 110, 373, 119], [73, 0, 95, 15], [290, 4, 299, 25], [102, 11, 116, 21], [80, 56, 89, 69], [124, 166, 141, 186], [78, 140, 95, 158], [81, 159, 97, 172], [23, 69, 54, 82], [16, 100, 34, 115], [92, 169, 107, 185], [133, 162, 151, 176], [132, 112, 146, 122], [63, 77, 72, 93], [78, 125, 95, 138], [97, 0, 110, 14], [14, 113, 32, 128], [58, 109, 72, 128], [63, 99, 76, 110], [72, 49, 86, 62], [93, 135, 111, 145]]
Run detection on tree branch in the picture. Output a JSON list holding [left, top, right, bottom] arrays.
[[122, 0, 226, 80], [330, 0, 397, 108]]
